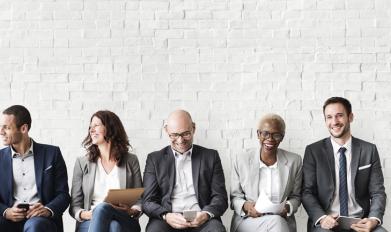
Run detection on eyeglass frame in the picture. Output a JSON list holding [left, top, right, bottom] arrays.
[[167, 130, 193, 140], [257, 130, 284, 141]]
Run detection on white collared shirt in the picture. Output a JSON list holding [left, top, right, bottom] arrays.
[[170, 147, 201, 213], [329, 137, 362, 217], [258, 158, 281, 204], [11, 141, 40, 205]]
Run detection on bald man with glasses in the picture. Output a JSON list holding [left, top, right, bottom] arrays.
[[142, 110, 228, 232]]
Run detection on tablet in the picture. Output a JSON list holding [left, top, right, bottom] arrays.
[[337, 216, 361, 230], [104, 188, 144, 206]]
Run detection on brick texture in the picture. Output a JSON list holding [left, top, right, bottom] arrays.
[[0, 0, 390, 231]]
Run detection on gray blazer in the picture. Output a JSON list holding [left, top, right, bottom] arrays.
[[230, 148, 302, 232], [302, 137, 387, 231], [69, 153, 142, 229]]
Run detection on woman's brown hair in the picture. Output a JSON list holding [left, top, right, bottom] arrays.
[[82, 110, 131, 166]]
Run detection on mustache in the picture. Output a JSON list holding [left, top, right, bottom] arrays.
[[332, 123, 343, 127]]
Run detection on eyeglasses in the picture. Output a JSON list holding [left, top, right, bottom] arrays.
[[257, 130, 284, 141], [168, 131, 192, 140]]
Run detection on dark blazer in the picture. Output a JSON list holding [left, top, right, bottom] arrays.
[[142, 144, 228, 220], [302, 137, 386, 231], [69, 152, 142, 231], [0, 141, 70, 232]]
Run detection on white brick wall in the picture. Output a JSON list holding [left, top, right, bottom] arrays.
[[0, 0, 390, 231]]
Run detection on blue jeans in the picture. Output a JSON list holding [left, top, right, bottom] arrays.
[[0, 216, 57, 232], [78, 202, 140, 232]]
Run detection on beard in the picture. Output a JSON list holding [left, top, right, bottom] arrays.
[[329, 123, 350, 139]]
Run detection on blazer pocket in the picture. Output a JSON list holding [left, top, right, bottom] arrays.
[[358, 164, 371, 170]]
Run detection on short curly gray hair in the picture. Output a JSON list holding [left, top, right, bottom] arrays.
[[257, 113, 286, 134]]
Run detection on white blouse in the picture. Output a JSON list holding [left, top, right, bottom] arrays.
[[91, 158, 121, 208]]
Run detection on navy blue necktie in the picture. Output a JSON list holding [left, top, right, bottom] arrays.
[[339, 147, 349, 216]]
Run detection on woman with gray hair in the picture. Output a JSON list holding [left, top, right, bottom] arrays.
[[230, 113, 302, 232]]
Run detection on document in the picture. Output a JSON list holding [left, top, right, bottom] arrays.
[[254, 191, 286, 214], [255, 191, 286, 214], [104, 188, 144, 206]]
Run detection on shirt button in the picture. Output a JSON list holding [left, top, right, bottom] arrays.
[[24, 188, 27, 190], [22, 173, 25, 176], [22, 159, 24, 162]]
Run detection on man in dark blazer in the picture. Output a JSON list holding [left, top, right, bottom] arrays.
[[302, 97, 387, 232], [142, 109, 228, 232], [0, 105, 70, 232]]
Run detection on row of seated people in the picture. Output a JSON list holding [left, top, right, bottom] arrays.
[[0, 97, 387, 232]]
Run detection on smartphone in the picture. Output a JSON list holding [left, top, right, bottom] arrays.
[[337, 216, 361, 230], [17, 203, 30, 211], [183, 210, 197, 222]]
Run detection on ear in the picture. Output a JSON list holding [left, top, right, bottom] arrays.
[[192, 122, 196, 133], [20, 124, 29, 134], [349, 112, 354, 123]]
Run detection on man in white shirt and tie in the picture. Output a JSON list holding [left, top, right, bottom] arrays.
[[302, 97, 387, 232]]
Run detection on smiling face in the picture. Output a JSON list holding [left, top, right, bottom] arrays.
[[324, 103, 353, 142], [258, 119, 284, 154], [89, 116, 107, 145], [0, 114, 25, 146], [165, 110, 195, 154]]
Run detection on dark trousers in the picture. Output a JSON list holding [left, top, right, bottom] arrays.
[[313, 226, 388, 232], [146, 218, 226, 232]]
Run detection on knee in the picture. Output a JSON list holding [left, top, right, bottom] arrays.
[[201, 219, 226, 232], [268, 215, 288, 229], [24, 217, 56, 231], [146, 219, 170, 232], [93, 202, 112, 215], [109, 220, 121, 232]]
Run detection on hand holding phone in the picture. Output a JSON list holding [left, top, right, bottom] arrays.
[[17, 203, 30, 211], [183, 210, 197, 222]]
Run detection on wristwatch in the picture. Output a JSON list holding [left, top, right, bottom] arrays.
[[162, 213, 167, 221]]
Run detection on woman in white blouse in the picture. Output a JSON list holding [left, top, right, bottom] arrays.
[[69, 110, 142, 232], [230, 113, 302, 232]]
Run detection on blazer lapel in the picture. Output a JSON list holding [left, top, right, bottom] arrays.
[[33, 142, 44, 196], [324, 138, 336, 186], [165, 148, 176, 196], [277, 150, 289, 202], [248, 149, 260, 201], [191, 146, 201, 199], [87, 161, 97, 203], [3, 148, 14, 204], [118, 162, 126, 189], [350, 137, 361, 193]]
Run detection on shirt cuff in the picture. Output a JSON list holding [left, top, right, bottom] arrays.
[[75, 209, 85, 222], [286, 201, 293, 217], [369, 217, 382, 225], [3, 208, 9, 217], [131, 205, 141, 212], [315, 215, 327, 226], [203, 211, 214, 219], [130, 205, 142, 218], [44, 207, 54, 217], [239, 208, 246, 217]]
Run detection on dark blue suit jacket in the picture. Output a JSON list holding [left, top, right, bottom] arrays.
[[0, 141, 70, 231]]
